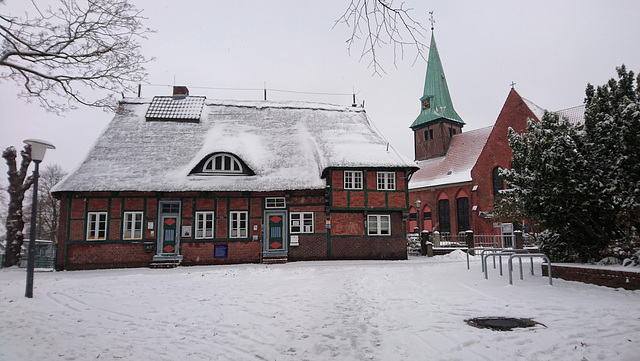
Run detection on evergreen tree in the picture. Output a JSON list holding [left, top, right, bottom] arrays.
[[583, 65, 640, 261], [503, 65, 639, 263]]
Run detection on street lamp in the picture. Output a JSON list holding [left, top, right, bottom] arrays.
[[413, 199, 422, 233], [24, 139, 55, 298]]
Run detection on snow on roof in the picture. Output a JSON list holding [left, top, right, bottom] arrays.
[[555, 104, 585, 125], [523, 98, 585, 125], [409, 126, 492, 190], [52, 98, 416, 193], [522, 97, 546, 121]]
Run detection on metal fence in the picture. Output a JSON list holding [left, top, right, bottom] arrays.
[[407, 233, 517, 249], [18, 242, 56, 270]]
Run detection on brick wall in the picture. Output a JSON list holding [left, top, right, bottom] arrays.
[[332, 212, 364, 236], [181, 241, 260, 266], [470, 89, 536, 235], [367, 192, 386, 208], [542, 265, 640, 290], [56, 186, 409, 270], [331, 236, 407, 260], [409, 185, 474, 233], [288, 234, 327, 261], [66, 242, 154, 270]]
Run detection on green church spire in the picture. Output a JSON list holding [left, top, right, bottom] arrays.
[[410, 32, 464, 129]]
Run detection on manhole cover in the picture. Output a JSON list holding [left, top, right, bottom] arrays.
[[465, 317, 545, 331]]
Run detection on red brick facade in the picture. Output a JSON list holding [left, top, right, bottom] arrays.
[[55, 168, 412, 270], [409, 89, 539, 235]]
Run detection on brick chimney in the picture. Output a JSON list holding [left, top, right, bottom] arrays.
[[173, 86, 189, 99]]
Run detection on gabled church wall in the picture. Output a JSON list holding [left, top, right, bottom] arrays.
[[470, 89, 539, 234]]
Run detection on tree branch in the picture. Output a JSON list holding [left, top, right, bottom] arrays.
[[0, 0, 154, 113], [335, 0, 428, 75]]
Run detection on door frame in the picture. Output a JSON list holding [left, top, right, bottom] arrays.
[[157, 201, 182, 257], [263, 210, 288, 255]]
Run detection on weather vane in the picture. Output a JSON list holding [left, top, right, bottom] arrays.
[[429, 11, 435, 30]]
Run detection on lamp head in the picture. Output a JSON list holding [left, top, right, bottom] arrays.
[[414, 199, 422, 208], [23, 139, 56, 162]]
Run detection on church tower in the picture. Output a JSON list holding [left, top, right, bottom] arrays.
[[410, 29, 464, 161]]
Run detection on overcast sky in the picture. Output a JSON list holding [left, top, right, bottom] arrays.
[[1, 0, 639, 179]]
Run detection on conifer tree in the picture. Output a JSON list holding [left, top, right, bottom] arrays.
[[503, 65, 639, 263]]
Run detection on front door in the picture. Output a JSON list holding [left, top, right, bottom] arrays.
[[160, 216, 178, 255], [265, 211, 287, 253], [157, 201, 181, 257]]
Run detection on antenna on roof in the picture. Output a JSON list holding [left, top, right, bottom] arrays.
[[429, 11, 435, 31], [264, 81, 267, 101], [352, 88, 357, 107]]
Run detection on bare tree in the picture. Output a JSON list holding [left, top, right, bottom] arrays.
[[0, 0, 153, 113], [2, 145, 33, 267], [336, 0, 428, 75]]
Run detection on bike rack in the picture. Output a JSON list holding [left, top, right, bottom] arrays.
[[465, 247, 490, 270], [478, 248, 504, 272], [508, 253, 552, 285], [483, 249, 530, 279]]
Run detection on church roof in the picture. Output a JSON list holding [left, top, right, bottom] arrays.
[[53, 98, 417, 193], [523, 97, 586, 125], [410, 32, 464, 129], [409, 91, 585, 190], [409, 126, 492, 189]]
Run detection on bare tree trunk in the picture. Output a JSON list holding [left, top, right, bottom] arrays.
[[2, 145, 33, 267]]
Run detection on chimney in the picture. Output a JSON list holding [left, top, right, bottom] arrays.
[[173, 86, 189, 99]]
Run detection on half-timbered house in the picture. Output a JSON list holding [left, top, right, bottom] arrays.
[[52, 89, 418, 270]]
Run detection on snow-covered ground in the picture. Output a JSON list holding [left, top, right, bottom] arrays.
[[1, 251, 638, 361]]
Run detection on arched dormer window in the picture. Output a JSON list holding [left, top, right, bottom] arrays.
[[190, 153, 254, 176], [204, 154, 242, 173]]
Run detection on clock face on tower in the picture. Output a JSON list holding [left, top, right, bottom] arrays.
[[422, 98, 430, 110]]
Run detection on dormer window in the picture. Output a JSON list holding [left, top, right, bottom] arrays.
[[204, 154, 242, 173], [190, 152, 254, 176]]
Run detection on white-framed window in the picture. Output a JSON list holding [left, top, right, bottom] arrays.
[[265, 197, 286, 209], [195, 211, 215, 239], [230, 211, 248, 238], [203, 154, 242, 173], [123, 211, 143, 240], [377, 172, 396, 190], [367, 214, 391, 236], [290, 212, 314, 233], [344, 170, 363, 189], [87, 212, 108, 241]]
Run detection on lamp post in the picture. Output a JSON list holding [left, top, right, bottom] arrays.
[[414, 199, 422, 233], [24, 139, 55, 298]]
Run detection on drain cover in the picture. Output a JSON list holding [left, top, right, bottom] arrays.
[[465, 317, 545, 331]]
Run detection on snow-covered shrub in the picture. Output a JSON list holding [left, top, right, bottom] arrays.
[[605, 235, 640, 267], [406, 233, 421, 249], [536, 230, 579, 262]]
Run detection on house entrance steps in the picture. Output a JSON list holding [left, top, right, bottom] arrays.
[[150, 255, 183, 269]]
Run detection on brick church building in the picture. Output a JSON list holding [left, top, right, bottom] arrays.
[[52, 91, 418, 270], [407, 31, 584, 237]]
